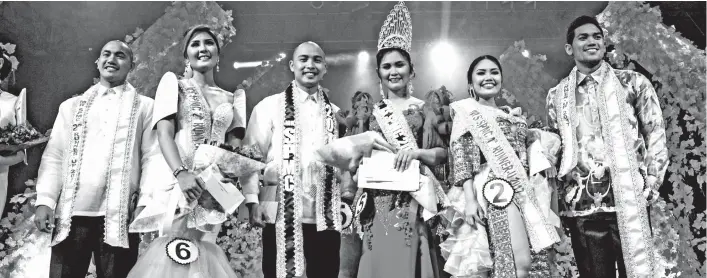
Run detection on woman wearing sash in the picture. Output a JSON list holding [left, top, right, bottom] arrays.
[[127, 25, 244, 277], [355, 2, 449, 277], [440, 55, 560, 278], [0, 51, 26, 218]]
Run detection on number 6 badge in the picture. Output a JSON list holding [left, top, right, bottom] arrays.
[[483, 178, 515, 209], [166, 238, 199, 265]]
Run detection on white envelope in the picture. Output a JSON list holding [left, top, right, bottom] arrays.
[[357, 150, 420, 191], [198, 164, 245, 214], [528, 140, 552, 176]]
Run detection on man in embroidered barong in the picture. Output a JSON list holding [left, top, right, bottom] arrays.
[[546, 16, 668, 278], [33, 40, 161, 278], [242, 41, 346, 278]]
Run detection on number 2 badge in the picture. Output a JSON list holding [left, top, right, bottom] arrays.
[[483, 179, 515, 209], [166, 238, 199, 265]]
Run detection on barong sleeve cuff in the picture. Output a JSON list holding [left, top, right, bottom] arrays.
[[245, 193, 260, 204], [35, 196, 57, 211]]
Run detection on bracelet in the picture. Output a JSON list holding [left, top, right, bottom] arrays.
[[173, 165, 188, 177]]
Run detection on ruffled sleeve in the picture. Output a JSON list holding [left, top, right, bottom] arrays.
[[228, 88, 246, 136], [150, 72, 180, 130], [14, 88, 27, 125]]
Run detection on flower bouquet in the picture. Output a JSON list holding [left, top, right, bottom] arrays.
[[191, 143, 266, 214], [0, 124, 48, 154], [193, 142, 265, 179]]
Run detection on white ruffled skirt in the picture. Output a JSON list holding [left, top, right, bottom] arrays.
[[440, 166, 494, 277]]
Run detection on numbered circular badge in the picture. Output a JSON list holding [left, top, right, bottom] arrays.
[[354, 192, 368, 218], [483, 179, 515, 209], [165, 238, 199, 265], [340, 203, 353, 229]]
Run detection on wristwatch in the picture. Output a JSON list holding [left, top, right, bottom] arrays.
[[173, 165, 188, 177]]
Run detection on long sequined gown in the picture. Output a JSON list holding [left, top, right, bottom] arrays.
[[356, 103, 444, 278], [128, 73, 245, 277]]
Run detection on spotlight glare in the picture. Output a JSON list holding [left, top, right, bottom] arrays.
[[430, 41, 457, 75], [358, 51, 369, 62], [431, 41, 454, 59], [521, 50, 530, 58], [233, 61, 263, 69], [279, 52, 286, 59]]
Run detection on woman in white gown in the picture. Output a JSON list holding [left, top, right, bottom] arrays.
[[0, 46, 50, 278], [0, 51, 27, 218], [127, 25, 245, 277]]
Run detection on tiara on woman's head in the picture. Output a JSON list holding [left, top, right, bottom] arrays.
[[377, 1, 412, 53]]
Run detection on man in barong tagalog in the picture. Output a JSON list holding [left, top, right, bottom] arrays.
[[33, 40, 162, 278], [241, 41, 347, 278], [546, 15, 668, 278]]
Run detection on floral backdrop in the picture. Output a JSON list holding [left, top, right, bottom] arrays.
[[125, 1, 236, 99], [497, 40, 559, 126]]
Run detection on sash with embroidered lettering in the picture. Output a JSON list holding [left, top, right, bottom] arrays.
[[53, 83, 140, 248], [276, 83, 340, 278], [450, 98, 559, 276], [369, 99, 448, 218], [555, 62, 655, 277]]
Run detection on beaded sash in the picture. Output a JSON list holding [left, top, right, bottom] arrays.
[[369, 99, 446, 214], [53, 83, 140, 248], [276, 82, 339, 278], [556, 62, 655, 277], [451, 99, 560, 276]]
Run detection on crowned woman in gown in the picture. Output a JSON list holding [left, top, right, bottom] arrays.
[[351, 2, 452, 277], [127, 25, 254, 277]]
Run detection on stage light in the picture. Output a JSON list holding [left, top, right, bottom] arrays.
[[521, 50, 530, 58], [276, 52, 287, 62], [431, 41, 458, 75], [358, 51, 369, 62], [233, 61, 263, 69]]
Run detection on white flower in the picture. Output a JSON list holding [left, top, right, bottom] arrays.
[[1, 43, 16, 55]]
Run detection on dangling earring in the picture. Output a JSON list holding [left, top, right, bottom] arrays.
[[468, 87, 479, 101], [216, 59, 220, 72], [379, 81, 386, 99], [183, 60, 192, 77], [407, 82, 414, 96]]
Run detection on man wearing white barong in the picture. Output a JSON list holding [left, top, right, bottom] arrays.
[[242, 41, 347, 278], [33, 40, 162, 278]]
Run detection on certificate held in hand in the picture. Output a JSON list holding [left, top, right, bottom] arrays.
[[357, 150, 420, 192], [198, 164, 245, 215]]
